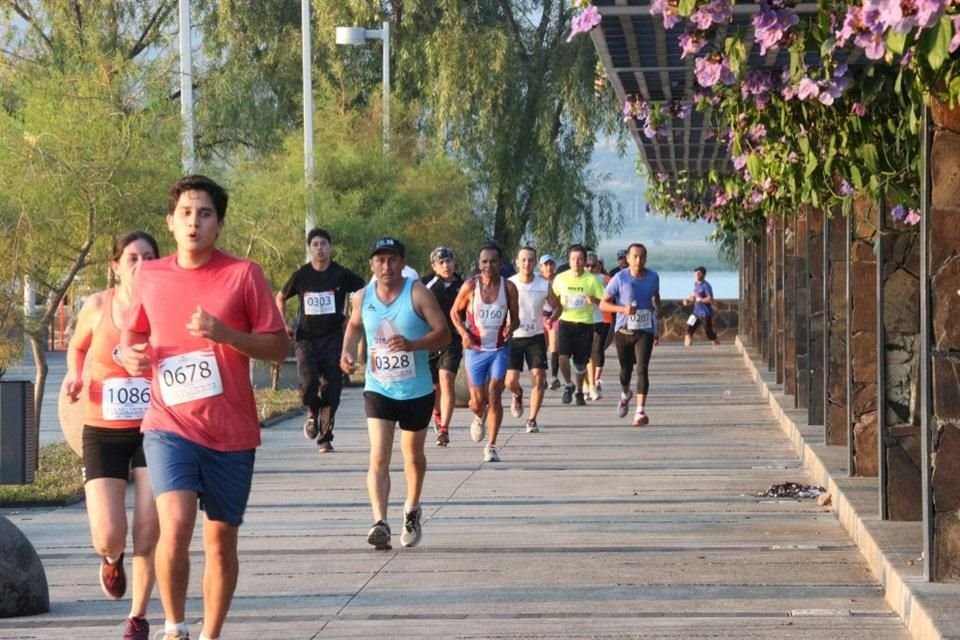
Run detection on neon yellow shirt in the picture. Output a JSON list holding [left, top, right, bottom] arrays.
[[552, 270, 605, 324]]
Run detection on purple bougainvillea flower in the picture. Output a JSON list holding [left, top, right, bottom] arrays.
[[650, 0, 681, 29], [916, 0, 948, 28], [679, 30, 707, 58], [950, 16, 960, 53], [753, 2, 800, 56], [566, 5, 602, 42], [905, 208, 921, 225], [851, 102, 867, 116], [796, 77, 820, 100], [891, 204, 907, 222], [690, 0, 733, 31], [694, 55, 734, 87], [839, 179, 854, 196]]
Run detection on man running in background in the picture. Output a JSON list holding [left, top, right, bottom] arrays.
[[421, 246, 465, 447], [277, 228, 365, 453], [507, 247, 560, 433], [538, 254, 562, 391], [450, 243, 519, 462]]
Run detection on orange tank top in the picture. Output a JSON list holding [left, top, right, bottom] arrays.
[[83, 288, 151, 428]]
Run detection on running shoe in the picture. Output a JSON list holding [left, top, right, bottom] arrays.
[[511, 391, 523, 418], [617, 392, 631, 418], [561, 384, 574, 404], [525, 418, 539, 433], [401, 505, 423, 548], [432, 409, 442, 433], [436, 428, 449, 447], [156, 633, 189, 640], [589, 387, 602, 401], [470, 414, 486, 442], [367, 520, 392, 550], [549, 378, 562, 391], [575, 392, 586, 406], [99, 553, 126, 600], [303, 416, 319, 440], [595, 379, 603, 394], [483, 445, 500, 462], [633, 410, 649, 427], [122, 616, 149, 640], [318, 440, 334, 453]]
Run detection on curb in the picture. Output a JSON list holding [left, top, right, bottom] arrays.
[[261, 409, 304, 429], [736, 337, 954, 640]]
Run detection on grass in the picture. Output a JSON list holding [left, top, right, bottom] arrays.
[[254, 387, 302, 422], [0, 442, 83, 506], [0, 388, 303, 507]]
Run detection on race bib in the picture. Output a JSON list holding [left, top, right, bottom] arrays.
[[627, 309, 653, 331], [518, 320, 538, 335], [476, 305, 506, 328], [158, 350, 224, 406], [565, 294, 586, 309], [687, 313, 698, 327], [303, 291, 335, 316], [370, 348, 416, 382], [101, 377, 151, 420]]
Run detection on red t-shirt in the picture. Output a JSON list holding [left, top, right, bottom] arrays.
[[126, 250, 285, 451]]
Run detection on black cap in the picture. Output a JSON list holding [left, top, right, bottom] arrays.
[[617, 249, 627, 258], [430, 246, 454, 262], [370, 237, 405, 258], [694, 265, 707, 275]]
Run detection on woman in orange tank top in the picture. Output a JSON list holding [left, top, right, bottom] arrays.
[[64, 231, 159, 640]]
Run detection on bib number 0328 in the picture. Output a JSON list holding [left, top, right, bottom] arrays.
[[371, 349, 416, 382], [158, 350, 224, 406]]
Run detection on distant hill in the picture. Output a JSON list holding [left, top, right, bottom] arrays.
[[589, 138, 731, 271]]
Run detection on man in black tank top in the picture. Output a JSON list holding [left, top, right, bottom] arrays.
[[421, 247, 465, 447]]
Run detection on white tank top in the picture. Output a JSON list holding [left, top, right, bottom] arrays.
[[509, 274, 550, 338]]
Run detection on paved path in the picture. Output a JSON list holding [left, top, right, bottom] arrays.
[[1, 345, 910, 638]]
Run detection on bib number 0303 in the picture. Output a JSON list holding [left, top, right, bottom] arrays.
[[158, 350, 224, 406], [101, 377, 151, 421]]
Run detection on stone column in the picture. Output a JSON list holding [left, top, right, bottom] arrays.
[[776, 221, 786, 385], [808, 208, 825, 426], [826, 214, 849, 446], [928, 106, 960, 579], [795, 210, 811, 409], [851, 197, 879, 477], [880, 210, 922, 520], [767, 224, 778, 372], [784, 217, 798, 401]]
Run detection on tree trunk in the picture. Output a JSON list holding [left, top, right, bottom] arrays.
[[26, 333, 47, 460]]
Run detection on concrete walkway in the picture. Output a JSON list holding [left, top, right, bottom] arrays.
[[1, 345, 912, 638]]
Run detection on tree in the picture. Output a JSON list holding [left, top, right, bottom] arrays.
[[0, 2, 182, 424]]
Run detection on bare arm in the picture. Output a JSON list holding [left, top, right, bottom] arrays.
[[275, 292, 294, 338], [504, 280, 520, 340], [64, 293, 102, 401], [450, 278, 476, 350], [599, 291, 631, 315], [340, 288, 366, 374], [120, 326, 153, 377], [400, 281, 451, 352]]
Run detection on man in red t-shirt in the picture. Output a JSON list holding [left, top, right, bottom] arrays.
[[120, 175, 288, 640]]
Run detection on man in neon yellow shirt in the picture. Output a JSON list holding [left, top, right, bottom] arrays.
[[551, 244, 605, 406]]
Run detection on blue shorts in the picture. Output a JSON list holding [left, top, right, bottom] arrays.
[[142, 430, 256, 527], [464, 348, 509, 387]]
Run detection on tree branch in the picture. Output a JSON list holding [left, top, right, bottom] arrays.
[[9, 1, 55, 54], [497, 0, 529, 63], [127, 1, 175, 60]]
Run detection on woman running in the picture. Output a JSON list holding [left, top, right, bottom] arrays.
[[65, 230, 160, 640]]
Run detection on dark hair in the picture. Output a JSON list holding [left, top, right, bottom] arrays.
[[478, 242, 502, 259], [307, 227, 332, 245], [167, 175, 228, 220], [112, 230, 160, 262], [695, 265, 707, 275], [628, 242, 647, 256], [517, 245, 537, 257], [568, 244, 587, 260]]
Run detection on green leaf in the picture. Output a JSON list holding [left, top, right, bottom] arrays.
[[678, 0, 697, 16], [861, 143, 879, 173], [746, 154, 763, 181], [798, 136, 810, 155], [920, 15, 952, 72], [851, 165, 863, 190], [886, 30, 907, 56], [804, 152, 818, 178]]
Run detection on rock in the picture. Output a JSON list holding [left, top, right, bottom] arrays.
[[886, 444, 922, 521], [0, 516, 49, 617], [851, 331, 877, 384], [932, 255, 960, 351], [933, 423, 960, 512], [932, 358, 960, 424], [853, 411, 878, 476], [883, 269, 920, 335], [934, 511, 960, 581], [929, 207, 960, 271]]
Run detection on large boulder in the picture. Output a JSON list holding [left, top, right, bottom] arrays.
[[0, 516, 49, 617]]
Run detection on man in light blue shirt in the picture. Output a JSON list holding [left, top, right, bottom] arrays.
[[683, 266, 719, 346]]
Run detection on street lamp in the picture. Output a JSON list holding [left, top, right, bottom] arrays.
[[335, 22, 390, 153]]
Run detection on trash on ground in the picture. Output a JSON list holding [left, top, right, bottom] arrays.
[[756, 482, 825, 499]]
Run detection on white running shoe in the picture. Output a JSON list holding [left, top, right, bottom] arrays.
[[589, 388, 602, 401], [401, 505, 423, 548], [470, 414, 486, 442], [483, 445, 500, 462]]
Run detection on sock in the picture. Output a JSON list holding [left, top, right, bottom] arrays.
[[165, 621, 189, 636], [621, 390, 630, 400], [637, 404, 645, 413], [198, 634, 214, 640], [404, 502, 419, 514]]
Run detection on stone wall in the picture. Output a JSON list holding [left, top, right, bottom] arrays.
[[826, 215, 849, 445], [850, 198, 879, 476], [929, 113, 960, 580], [657, 300, 739, 342]]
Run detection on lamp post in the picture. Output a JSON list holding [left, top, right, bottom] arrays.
[[335, 21, 390, 153], [302, 0, 316, 243], [178, 0, 195, 173]]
